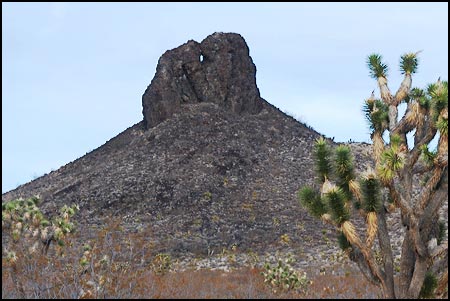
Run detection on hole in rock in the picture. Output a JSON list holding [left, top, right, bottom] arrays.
[[200, 54, 204, 62]]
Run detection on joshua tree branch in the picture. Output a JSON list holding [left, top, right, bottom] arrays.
[[348, 247, 381, 286], [394, 73, 412, 105], [407, 257, 428, 298], [410, 216, 428, 258], [420, 169, 447, 232], [392, 107, 417, 137], [431, 250, 448, 275], [386, 180, 412, 220], [415, 166, 445, 212], [412, 161, 433, 174], [430, 242, 448, 259], [409, 127, 438, 168]]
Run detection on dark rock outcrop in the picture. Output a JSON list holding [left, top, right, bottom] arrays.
[[142, 32, 263, 129]]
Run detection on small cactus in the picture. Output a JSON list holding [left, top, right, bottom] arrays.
[[261, 253, 309, 293]]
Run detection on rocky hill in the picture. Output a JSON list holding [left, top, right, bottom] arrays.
[[3, 32, 416, 266]]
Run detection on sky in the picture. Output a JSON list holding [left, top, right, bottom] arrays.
[[2, 2, 448, 193]]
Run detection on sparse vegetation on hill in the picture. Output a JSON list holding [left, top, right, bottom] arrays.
[[2, 199, 381, 298]]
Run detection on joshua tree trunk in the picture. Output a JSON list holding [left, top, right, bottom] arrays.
[[377, 209, 395, 298]]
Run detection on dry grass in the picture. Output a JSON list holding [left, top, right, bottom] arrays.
[[2, 265, 382, 299], [2, 220, 383, 299]]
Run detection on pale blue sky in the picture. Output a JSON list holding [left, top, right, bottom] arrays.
[[2, 2, 448, 193]]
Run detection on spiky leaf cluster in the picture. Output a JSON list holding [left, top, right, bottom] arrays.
[[299, 140, 359, 225], [428, 81, 448, 107], [367, 54, 388, 79], [419, 272, 438, 298], [399, 52, 419, 74], [334, 145, 355, 199], [360, 175, 382, 213], [337, 231, 352, 251], [409, 81, 447, 122], [377, 134, 405, 182], [313, 137, 332, 182], [428, 80, 448, 122], [298, 187, 327, 218], [409, 87, 427, 105], [363, 99, 389, 133], [324, 188, 350, 225], [420, 145, 437, 167], [380, 147, 405, 175], [436, 116, 448, 136], [389, 134, 403, 151]]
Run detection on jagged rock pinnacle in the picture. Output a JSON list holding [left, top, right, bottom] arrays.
[[142, 32, 263, 129]]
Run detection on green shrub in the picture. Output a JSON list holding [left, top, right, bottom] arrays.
[[2, 196, 78, 298], [152, 253, 172, 275], [2, 196, 78, 256], [261, 253, 309, 293]]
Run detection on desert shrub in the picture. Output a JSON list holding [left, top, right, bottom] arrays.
[[261, 253, 309, 293], [152, 253, 172, 275], [2, 197, 78, 298], [2, 197, 78, 254], [2, 207, 385, 299]]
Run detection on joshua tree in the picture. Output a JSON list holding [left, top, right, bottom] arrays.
[[298, 52, 447, 299]]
